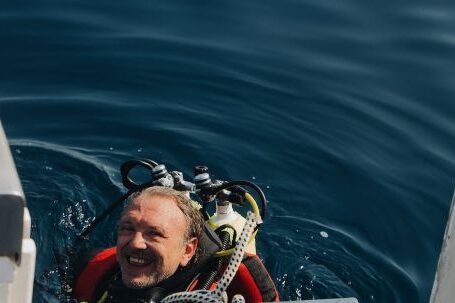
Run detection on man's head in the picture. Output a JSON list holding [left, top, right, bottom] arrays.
[[116, 186, 204, 289]]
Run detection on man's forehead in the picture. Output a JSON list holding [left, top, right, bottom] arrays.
[[121, 194, 183, 220], [127, 194, 176, 209], [136, 192, 176, 203], [119, 194, 188, 236]]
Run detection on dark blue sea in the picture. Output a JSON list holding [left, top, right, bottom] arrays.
[[1, 1, 455, 303]]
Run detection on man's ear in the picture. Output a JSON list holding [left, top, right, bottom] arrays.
[[180, 237, 198, 267]]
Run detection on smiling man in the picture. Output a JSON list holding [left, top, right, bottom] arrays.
[[74, 186, 279, 303], [116, 186, 202, 290], [74, 186, 206, 303]]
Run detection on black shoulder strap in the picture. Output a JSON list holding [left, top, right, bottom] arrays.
[[242, 255, 278, 302], [159, 222, 223, 293]]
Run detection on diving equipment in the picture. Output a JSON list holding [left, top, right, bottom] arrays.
[[78, 159, 267, 258], [72, 158, 273, 303], [209, 200, 256, 254]]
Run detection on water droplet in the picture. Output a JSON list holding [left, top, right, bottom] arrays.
[[109, 147, 114, 151], [137, 147, 142, 153], [44, 166, 53, 171], [15, 149, 21, 154], [252, 176, 256, 180], [266, 185, 270, 189], [320, 231, 329, 238]]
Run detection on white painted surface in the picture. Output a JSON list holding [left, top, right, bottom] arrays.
[[430, 187, 455, 303], [0, 224, 36, 303], [23, 209, 31, 239], [11, 239, 36, 303], [0, 257, 14, 283], [0, 122, 36, 303], [0, 284, 12, 303], [0, 123, 24, 199]]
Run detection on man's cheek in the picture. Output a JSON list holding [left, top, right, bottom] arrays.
[[116, 235, 128, 248]]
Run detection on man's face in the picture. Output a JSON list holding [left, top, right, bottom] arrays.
[[116, 194, 197, 289]]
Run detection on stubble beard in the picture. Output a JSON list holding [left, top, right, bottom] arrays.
[[119, 250, 170, 289], [123, 267, 169, 289]]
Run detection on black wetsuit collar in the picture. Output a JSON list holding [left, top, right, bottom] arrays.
[[105, 271, 171, 303]]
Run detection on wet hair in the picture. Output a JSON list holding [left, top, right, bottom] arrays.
[[124, 186, 204, 261]]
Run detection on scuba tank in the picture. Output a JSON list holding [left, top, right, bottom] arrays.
[[209, 199, 256, 254], [193, 166, 257, 254]]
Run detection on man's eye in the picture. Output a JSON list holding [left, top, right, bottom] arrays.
[[119, 226, 134, 232], [146, 230, 162, 237]]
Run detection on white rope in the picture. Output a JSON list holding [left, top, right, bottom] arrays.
[[160, 212, 258, 303]]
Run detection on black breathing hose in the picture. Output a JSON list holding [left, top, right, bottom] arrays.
[[75, 159, 159, 244], [74, 190, 133, 244], [197, 229, 232, 290]]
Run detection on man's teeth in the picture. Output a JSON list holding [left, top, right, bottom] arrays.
[[129, 257, 146, 265]]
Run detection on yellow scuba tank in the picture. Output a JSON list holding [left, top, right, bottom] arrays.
[[208, 199, 256, 254]]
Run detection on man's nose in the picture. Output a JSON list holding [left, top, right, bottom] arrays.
[[129, 232, 147, 249]]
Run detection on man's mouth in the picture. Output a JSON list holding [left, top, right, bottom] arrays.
[[126, 254, 154, 267]]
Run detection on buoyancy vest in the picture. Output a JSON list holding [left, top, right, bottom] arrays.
[[227, 253, 279, 302], [73, 223, 278, 303], [74, 249, 278, 303], [73, 247, 118, 302], [74, 224, 222, 302]]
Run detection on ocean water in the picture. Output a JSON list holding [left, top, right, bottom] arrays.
[[1, 1, 455, 303]]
